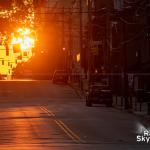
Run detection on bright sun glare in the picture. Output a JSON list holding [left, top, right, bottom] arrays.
[[12, 28, 35, 52], [0, 27, 35, 78]]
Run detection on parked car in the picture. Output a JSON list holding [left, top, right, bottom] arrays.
[[52, 70, 68, 84], [85, 73, 113, 107], [85, 83, 113, 107]]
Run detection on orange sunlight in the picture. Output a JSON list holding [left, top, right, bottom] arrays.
[[12, 28, 35, 52], [0, 27, 35, 79]]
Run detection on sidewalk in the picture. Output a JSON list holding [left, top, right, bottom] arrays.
[[113, 96, 150, 120]]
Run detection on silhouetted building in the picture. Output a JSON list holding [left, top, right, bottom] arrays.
[[88, 0, 150, 94]]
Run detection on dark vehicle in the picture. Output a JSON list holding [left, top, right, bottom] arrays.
[[85, 74, 113, 107], [52, 70, 68, 84]]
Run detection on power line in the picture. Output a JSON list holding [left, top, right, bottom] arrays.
[[108, 26, 150, 50], [34, 10, 109, 15], [119, 17, 141, 25]]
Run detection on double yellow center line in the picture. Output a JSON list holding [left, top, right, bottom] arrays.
[[40, 106, 85, 144]]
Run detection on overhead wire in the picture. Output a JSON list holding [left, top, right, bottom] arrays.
[[109, 26, 150, 50]]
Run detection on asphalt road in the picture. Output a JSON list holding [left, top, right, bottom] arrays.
[[0, 80, 149, 150]]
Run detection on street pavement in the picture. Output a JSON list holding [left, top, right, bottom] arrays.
[[0, 80, 149, 150]]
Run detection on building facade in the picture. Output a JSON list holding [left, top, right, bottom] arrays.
[[88, 0, 150, 95]]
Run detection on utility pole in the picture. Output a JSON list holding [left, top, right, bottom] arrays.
[[122, 21, 129, 110], [87, 0, 92, 81], [62, 6, 65, 48], [146, 4, 150, 58], [79, 0, 83, 90], [106, 10, 110, 70], [62, 6, 66, 70], [79, 0, 83, 68], [68, 8, 73, 80]]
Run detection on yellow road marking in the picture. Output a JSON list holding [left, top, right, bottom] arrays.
[[54, 120, 78, 143], [40, 106, 55, 117], [40, 106, 85, 143], [58, 120, 85, 143]]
